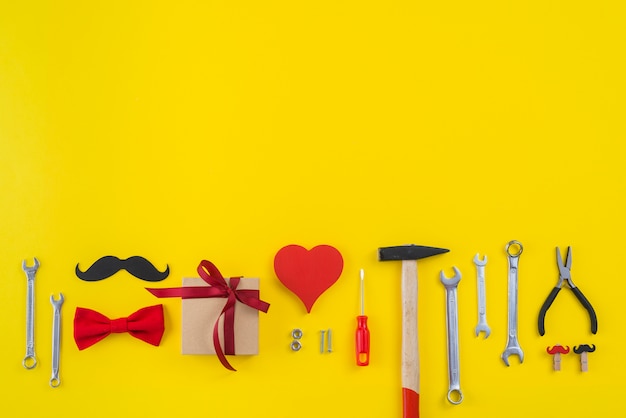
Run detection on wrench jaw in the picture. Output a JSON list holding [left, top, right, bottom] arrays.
[[473, 253, 487, 266], [475, 322, 491, 338], [22, 257, 40, 277], [502, 334, 524, 366], [440, 266, 462, 287], [50, 293, 65, 307], [501, 348, 524, 367]]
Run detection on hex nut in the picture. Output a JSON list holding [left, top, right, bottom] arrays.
[[290, 340, 302, 351]]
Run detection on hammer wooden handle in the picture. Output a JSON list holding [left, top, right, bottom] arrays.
[[401, 260, 419, 418]]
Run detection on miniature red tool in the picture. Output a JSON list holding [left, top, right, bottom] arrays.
[[274, 244, 343, 313], [356, 269, 370, 366], [546, 345, 570, 371]]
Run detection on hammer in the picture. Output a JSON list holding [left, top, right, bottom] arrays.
[[379, 244, 450, 418]]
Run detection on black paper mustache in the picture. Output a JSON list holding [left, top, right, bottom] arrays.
[[76, 256, 170, 282]]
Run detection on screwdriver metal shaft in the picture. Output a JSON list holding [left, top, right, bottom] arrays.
[[356, 268, 370, 366]]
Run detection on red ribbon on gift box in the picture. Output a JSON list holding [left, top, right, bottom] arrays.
[[146, 260, 270, 371]]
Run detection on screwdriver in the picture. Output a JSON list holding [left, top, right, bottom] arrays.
[[356, 268, 370, 366]]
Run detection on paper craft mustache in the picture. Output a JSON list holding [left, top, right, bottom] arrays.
[[76, 256, 170, 282]]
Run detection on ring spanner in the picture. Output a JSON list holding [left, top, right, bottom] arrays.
[[22, 258, 40, 369], [50, 293, 64, 387], [502, 241, 524, 366], [440, 266, 463, 404]]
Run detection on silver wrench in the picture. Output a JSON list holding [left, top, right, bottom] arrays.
[[440, 266, 463, 404], [50, 293, 64, 387], [22, 258, 40, 369], [473, 254, 490, 338], [502, 241, 524, 366]]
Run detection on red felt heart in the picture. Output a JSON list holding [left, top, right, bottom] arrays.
[[274, 245, 344, 313]]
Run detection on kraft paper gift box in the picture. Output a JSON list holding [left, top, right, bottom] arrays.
[[181, 277, 260, 355]]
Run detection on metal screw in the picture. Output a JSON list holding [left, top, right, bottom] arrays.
[[327, 329, 333, 353], [320, 330, 326, 353]]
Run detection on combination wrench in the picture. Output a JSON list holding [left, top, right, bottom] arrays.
[[440, 266, 463, 404], [50, 293, 64, 387], [473, 254, 490, 338], [22, 258, 40, 369], [502, 241, 524, 366]]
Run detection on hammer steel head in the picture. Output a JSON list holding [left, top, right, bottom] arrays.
[[378, 245, 449, 261]]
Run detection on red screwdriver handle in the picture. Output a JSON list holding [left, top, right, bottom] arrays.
[[356, 315, 370, 366]]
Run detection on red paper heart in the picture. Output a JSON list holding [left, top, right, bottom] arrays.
[[274, 245, 344, 313]]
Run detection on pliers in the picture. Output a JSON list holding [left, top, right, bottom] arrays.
[[538, 246, 597, 336]]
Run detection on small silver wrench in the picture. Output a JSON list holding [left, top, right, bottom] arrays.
[[440, 266, 463, 404], [22, 258, 40, 369], [473, 254, 490, 338], [502, 241, 524, 366], [50, 293, 64, 387]]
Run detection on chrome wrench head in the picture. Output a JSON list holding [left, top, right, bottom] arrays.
[[22, 257, 40, 279], [501, 343, 524, 366], [50, 293, 64, 309], [472, 253, 487, 266], [50, 293, 64, 388], [473, 253, 490, 338], [440, 266, 461, 287]]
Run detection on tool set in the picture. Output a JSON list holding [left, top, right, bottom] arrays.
[[17, 242, 599, 401]]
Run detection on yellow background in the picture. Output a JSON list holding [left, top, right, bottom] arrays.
[[1, 1, 623, 416]]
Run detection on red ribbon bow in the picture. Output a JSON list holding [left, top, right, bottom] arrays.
[[74, 304, 165, 350], [146, 260, 270, 371]]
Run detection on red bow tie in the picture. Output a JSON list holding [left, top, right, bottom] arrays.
[[74, 304, 165, 350]]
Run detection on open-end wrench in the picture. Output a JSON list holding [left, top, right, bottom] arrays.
[[473, 254, 490, 338], [50, 293, 64, 387], [440, 266, 463, 404], [22, 258, 40, 369], [502, 241, 524, 366]]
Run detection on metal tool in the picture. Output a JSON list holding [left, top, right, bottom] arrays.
[[327, 329, 333, 353], [440, 267, 463, 404], [379, 244, 449, 418], [573, 344, 595, 372], [356, 268, 370, 366], [320, 330, 326, 353], [50, 293, 64, 387], [546, 345, 569, 371], [473, 254, 490, 338], [22, 258, 40, 369], [502, 241, 524, 366], [538, 246, 597, 336]]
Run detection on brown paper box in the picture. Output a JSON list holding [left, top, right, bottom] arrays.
[[181, 277, 260, 355]]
